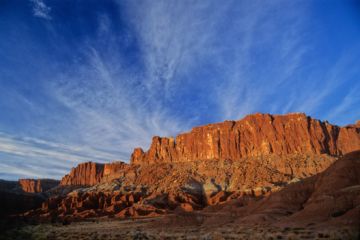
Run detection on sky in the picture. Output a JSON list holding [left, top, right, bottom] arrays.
[[0, 0, 360, 180]]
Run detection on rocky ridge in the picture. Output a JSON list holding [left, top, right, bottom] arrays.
[[5, 113, 360, 226], [131, 113, 360, 165]]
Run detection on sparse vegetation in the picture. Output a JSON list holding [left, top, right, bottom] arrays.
[[0, 219, 358, 240]]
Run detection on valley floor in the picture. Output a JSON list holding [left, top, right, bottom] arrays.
[[1, 217, 358, 240]]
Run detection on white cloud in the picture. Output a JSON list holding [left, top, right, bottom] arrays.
[[30, 0, 52, 20], [0, 131, 128, 179], [0, 163, 44, 179], [2, 1, 313, 179], [291, 48, 360, 118], [2, 0, 360, 180], [324, 85, 360, 123], [208, 1, 310, 120], [123, 1, 229, 99], [0, 132, 120, 163], [46, 13, 192, 168]]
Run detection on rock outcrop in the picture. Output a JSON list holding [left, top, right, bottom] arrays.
[[39, 184, 164, 220], [36, 154, 336, 220], [131, 113, 360, 165], [199, 150, 360, 229], [60, 161, 128, 186], [19, 179, 59, 193], [11, 113, 360, 228]]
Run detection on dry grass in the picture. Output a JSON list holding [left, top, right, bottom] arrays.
[[0, 218, 358, 240]]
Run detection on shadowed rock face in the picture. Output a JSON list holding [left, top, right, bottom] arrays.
[[0, 179, 58, 217], [130, 113, 360, 165], [0, 191, 44, 217], [60, 161, 128, 186], [18, 179, 59, 193]]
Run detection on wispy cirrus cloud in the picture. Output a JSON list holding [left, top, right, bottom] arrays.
[[0, 132, 119, 163], [0, 132, 122, 179], [1, 0, 359, 180], [283, 46, 360, 124], [47, 14, 191, 165], [125, 1, 316, 121], [324, 85, 360, 124], [124, 1, 223, 99], [29, 0, 52, 20]]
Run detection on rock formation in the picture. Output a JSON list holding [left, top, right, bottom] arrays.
[[0, 179, 52, 217], [60, 161, 128, 186], [199, 150, 360, 229], [36, 154, 336, 220], [131, 113, 360, 165], [18, 179, 59, 193], [6, 113, 360, 231]]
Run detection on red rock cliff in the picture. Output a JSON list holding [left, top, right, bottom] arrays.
[[131, 113, 360, 165], [60, 161, 128, 186], [18, 179, 59, 193]]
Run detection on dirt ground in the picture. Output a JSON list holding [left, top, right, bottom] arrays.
[[1, 216, 358, 240]]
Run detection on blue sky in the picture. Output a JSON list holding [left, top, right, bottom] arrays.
[[0, 0, 359, 180]]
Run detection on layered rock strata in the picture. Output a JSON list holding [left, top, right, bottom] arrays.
[[131, 113, 360, 165], [37, 154, 336, 220]]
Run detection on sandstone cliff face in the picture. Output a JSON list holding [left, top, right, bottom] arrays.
[[17, 113, 360, 230], [18, 179, 59, 193], [131, 113, 360, 165], [60, 161, 128, 186], [102, 161, 128, 181], [60, 162, 104, 186]]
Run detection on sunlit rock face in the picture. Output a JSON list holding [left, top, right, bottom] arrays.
[[60, 161, 128, 186], [130, 113, 360, 165], [18, 179, 59, 193], [22, 114, 360, 223]]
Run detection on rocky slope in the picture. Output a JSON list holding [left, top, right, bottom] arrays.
[[195, 150, 360, 229], [131, 113, 360, 165], [35, 154, 336, 220], [4, 150, 360, 239]]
